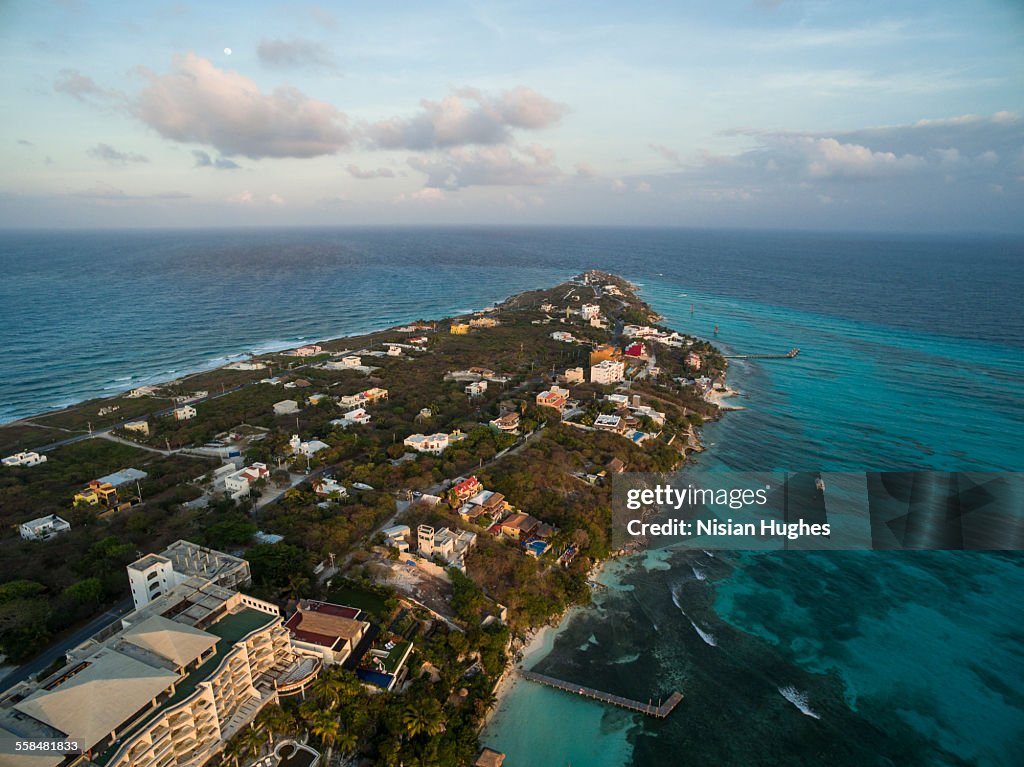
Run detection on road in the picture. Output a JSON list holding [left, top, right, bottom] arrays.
[[0, 596, 133, 694]]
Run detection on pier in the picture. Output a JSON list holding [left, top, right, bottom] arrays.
[[723, 348, 800, 360], [517, 670, 683, 718]]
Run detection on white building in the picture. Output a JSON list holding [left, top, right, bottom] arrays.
[[404, 432, 450, 455], [313, 477, 346, 497], [225, 359, 267, 370], [19, 514, 70, 541], [341, 355, 362, 367], [580, 303, 600, 320], [465, 380, 488, 397], [386, 344, 403, 357], [590, 359, 625, 385], [593, 414, 624, 432], [172, 405, 197, 421], [273, 399, 300, 415], [331, 408, 371, 428], [417, 525, 477, 571], [551, 331, 576, 343], [2, 451, 47, 467], [224, 462, 270, 498], [291, 344, 323, 357], [561, 367, 585, 384], [289, 434, 329, 457], [126, 541, 252, 610]]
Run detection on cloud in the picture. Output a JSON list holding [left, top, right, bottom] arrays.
[[54, 68, 121, 107], [407, 144, 560, 189], [256, 38, 337, 69], [648, 143, 680, 165], [88, 143, 149, 164], [396, 188, 446, 203], [225, 190, 286, 205], [574, 162, 597, 179], [17, 139, 34, 147], [367, 86, 564, 150], [192, 149, 241, 169], [134, 52, 350, 159], [346, 164, 395, 179]]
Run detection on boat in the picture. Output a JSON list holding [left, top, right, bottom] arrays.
[[815, 476, 825, 493]]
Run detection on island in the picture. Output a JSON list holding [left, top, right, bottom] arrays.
[[0, 270, 728, 767]]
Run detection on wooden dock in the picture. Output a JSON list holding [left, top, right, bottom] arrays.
[[517, 670, 683, 718], [724, 347, 800, 360]]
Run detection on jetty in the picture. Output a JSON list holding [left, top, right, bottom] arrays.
[[723, 348, 800, 360], [517, 670, 683, 718]]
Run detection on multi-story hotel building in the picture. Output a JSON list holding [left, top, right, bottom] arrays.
[[0, 544, 320, 767]]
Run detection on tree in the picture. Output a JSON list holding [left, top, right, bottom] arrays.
[[235, 725, 265, 761], [307, 709, 341, 764], [254, 704, 294, 746], [402, 698, 445, 739]]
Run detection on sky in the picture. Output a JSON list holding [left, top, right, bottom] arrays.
[[0, 0, 1022, 232]]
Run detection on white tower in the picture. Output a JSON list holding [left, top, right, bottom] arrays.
[[127, 554, 182, 610]]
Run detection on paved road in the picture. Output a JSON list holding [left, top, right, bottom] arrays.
[[0, 596, 133, 694]]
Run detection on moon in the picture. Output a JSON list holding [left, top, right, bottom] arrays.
[[224, 47, 232, 55]]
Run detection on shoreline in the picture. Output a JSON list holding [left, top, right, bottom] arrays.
[[704, 386, 745, 411], [483, 558, 611, 731]]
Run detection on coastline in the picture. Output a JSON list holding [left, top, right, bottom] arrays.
[[704, 385, 745, 411]]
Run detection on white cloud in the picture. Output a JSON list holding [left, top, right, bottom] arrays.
[[407, 144, 559, 189], [134, 53, 350, 158], [367, 86, 564, 150]]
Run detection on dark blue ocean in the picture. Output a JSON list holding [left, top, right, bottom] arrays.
[[2, 227, 1023, 765]]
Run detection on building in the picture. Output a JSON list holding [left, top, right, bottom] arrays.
[[0, 548, 320, 767], [2, 451, 47, 467], [550, 331, 576, 343], [498, 512, 540, 541], [605, 457, 627, 474], [560, 367, 585, 384], [590, 359, 625, 385], [382, 524, 412, 553], [465, 381, 488, 397], [172, 405, 197, 421], [589, 344, 619, 366], [593, 413, 624, 433], [417, 525, 477, 570], [408, 336, 428, 345], [273, 399, 300, 416], [312, 477, 346, 497], [333, 407, 371, 426], [123, 420, 150, 436], [536, 385, 570, 411], [74, 480, 118, 507], [19, 514, 71, 541], [127, 541, 252, 610], [451, 476, 484, 503], [289, 434, 329, 457], [285, 601, 369, 666], [225, 360, 266, 371], [450, 323, 470, 335], [386, 344, 403, 357], [474, 748, 506, 767], [469, 317, 498, 328], [624, 342, 647, 358], [126, 385, 160, 398], [580, 303, 600, 320], [489, 412, 520, 433], [686, 351, 702, 370], [404, 432, 450, 455], [223, 462, 270, 499], [341, 355, 362, 367], [97, 467, 148, 488], [459, 490, 508, 523], [338, 387, 388, 409], [291, 344, 323, 356]]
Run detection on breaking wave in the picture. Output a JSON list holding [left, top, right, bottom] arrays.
[[778, 686, 821, 719]]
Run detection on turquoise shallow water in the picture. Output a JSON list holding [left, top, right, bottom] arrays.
[[483, 278, 1024, 767]]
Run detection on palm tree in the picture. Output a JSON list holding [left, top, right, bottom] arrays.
[[310, 669, 345, 708], [335, 729, 358, 757], [308, 709, 341, 765], [235, 725, 265, 762], [255, 704, 294, 746], [402, 698, 445, 739]]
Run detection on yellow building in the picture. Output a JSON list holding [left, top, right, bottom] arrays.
[[123, 420, 150, 436], [74, 480, 118, 506], [450, 323, 470, 335]]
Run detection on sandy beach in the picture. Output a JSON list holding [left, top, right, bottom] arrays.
[[705, 386, 746, 410]]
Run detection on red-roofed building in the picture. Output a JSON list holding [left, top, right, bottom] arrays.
[[452, 476, 483, 503], [285, 600, 369, 666], [624, 342, 647, 358]]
